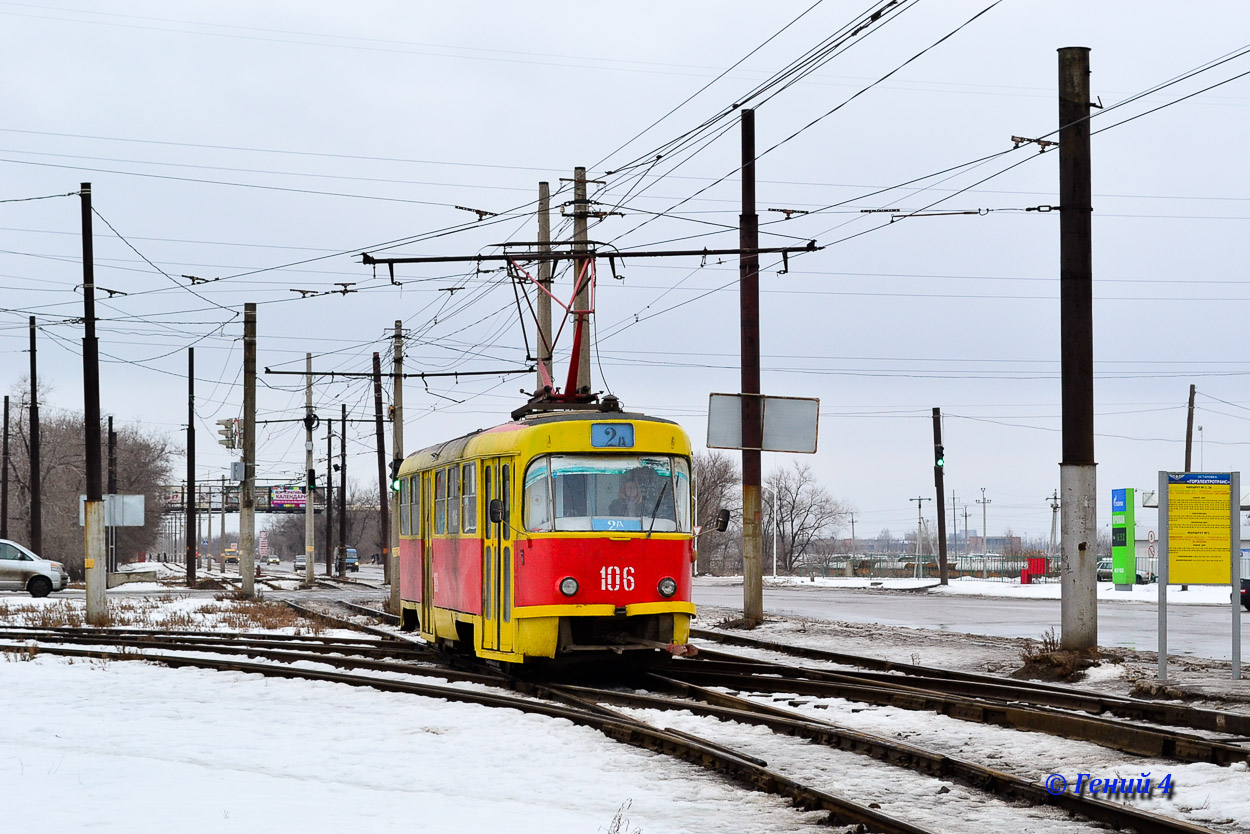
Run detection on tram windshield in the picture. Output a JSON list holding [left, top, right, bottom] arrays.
[[523, 454, 691, 533]]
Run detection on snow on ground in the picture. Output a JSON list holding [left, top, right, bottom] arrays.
[[3, 592, 1248, 833], [0, 595, 835, 834], [699, 574, 1240, 606]]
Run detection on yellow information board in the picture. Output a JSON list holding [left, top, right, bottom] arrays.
[[1166, 473, 1232, 585]]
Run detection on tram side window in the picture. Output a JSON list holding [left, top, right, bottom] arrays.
[[399, 477, 410, 536], [434, 468, 446, 534], [502, 464, 511, 540], [461, 463, 477, 533], [448, 466, 460, 534], [523, 459, 552, 532]]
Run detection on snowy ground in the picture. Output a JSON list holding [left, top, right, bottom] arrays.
[[2, 591, 1248, 833], [700, 573, 1241, 606]]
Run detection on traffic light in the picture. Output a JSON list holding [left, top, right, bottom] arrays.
[[216, 419, 236, 449], [389, 457, 403, 492], [934, 444, 945, 468]]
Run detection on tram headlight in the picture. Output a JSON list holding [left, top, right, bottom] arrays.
[[657, 577, 677, 598], [559, 576, 579, 597]]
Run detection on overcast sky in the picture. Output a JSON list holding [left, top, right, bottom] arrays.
[[3, 1, 1250, 544]]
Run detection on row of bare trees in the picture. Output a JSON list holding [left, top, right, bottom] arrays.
[[3, 383, 175, 579], [693, 451, 851, 576]]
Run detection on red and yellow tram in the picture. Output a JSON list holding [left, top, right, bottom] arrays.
[[395, 408, 697, 663]]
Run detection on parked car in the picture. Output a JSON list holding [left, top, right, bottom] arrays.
[[0, 538, 69, 597], [1241, 577, 1249, 611], [294, 553, 306, 572], [1097, 558, 1156, 584]]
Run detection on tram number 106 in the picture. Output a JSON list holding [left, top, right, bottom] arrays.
[[599, 565, 635, 591]]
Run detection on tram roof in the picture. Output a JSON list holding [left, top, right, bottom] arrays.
[[402, 410, 685, 470]]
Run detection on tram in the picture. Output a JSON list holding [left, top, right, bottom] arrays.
[[394, 401, 698, 663]]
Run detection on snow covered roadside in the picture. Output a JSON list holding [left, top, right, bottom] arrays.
[[700, 574, 1239, 606], [0, 595, 832, 834]]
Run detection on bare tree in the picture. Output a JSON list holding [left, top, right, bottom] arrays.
[[692, 451, 739, 575], [4, 382, 174, 578], [765, 462, 848, 573]]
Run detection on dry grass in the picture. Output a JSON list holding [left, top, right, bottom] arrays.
[[0, 594, 324, 634], [1016, 626, 1103, 681]]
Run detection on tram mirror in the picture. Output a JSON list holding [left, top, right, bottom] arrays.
[[714, 509, 730, 532], [488, 499, 504, 524]]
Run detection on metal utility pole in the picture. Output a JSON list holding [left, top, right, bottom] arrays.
[[1184, 384, 1196, 470], [739, 108, 764, 626], [571, 167, 591, 393], [304, 353, 315, 585], [240, 303, 257, 596], [978, 488, 992, 577], [219, 475, 225, 571], [186, 348, 197, 586], [536, 182, 553, 389], [932, 407, 949, 585], [390, 321, 404, 613], [28, 317, 41, 554], [1, 395, 8, 540], [338, 403, 347, 577], [372, 352, 390, 578], [909, 497, 931, 577], [1058, 46, 1097, 650], [81, 183, 106, 623], [324, 420, 334, 575], [107, 415, 117, 573], [205, 478, 212, 572]]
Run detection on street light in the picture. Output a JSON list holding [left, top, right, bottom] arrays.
[[762, 485, 778, 578]]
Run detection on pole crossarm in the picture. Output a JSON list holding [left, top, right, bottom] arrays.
[[360, 241, 819, 267], [263, 367, 532, 379]]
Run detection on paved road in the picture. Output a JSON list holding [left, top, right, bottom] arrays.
[[694, 581, 1248, 661]]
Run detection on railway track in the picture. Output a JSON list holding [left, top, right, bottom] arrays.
[[3, 601, 1241, 834]]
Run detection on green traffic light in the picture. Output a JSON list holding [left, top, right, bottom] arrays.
[[936, 458, 944, 467], [390, 478, 402, 493]]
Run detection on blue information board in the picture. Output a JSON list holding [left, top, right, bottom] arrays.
[[591, 423, 634, 448]]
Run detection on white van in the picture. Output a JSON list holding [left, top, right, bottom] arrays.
[[0, 539, 69, 597]]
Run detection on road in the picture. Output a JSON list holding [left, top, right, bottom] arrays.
[[693, 580, 1248, 662]]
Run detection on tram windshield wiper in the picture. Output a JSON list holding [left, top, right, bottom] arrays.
[[645, 480, 669, 539]]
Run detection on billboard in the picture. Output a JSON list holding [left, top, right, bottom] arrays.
[[269, 487, 307, 510]]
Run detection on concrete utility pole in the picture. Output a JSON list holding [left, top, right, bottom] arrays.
[[390, 322, 403, 614], [372, 352, 389, 579], [536, 182, 553, 389], [1058, 46, 1097, 650], [304, 353, 315, 585], [571, 167, 591, 393], [909, 496, 931, 577], [932, 407, 949, 585], [977, 487, 992, 578], [338, 403, 347, 577], [2, 396, 9, 540], [739, 108, 764, 626], [1047, 490, 1061, 560], [185, 348, 197, 586], [28, 317, 41, 554], [1184, 383, 1196, 470], [80, 183, 106, 624], [240, 303, 257, 597], [950, 491, 960, 558], [848, 512, 856, 569], [107, 416, 117, 573], [325, 420, 334, 575], [205, 478, 212, 572]]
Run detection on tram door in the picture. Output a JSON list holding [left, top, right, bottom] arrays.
[[420, 470, 434, 637], [481, 457, 515, 654]]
